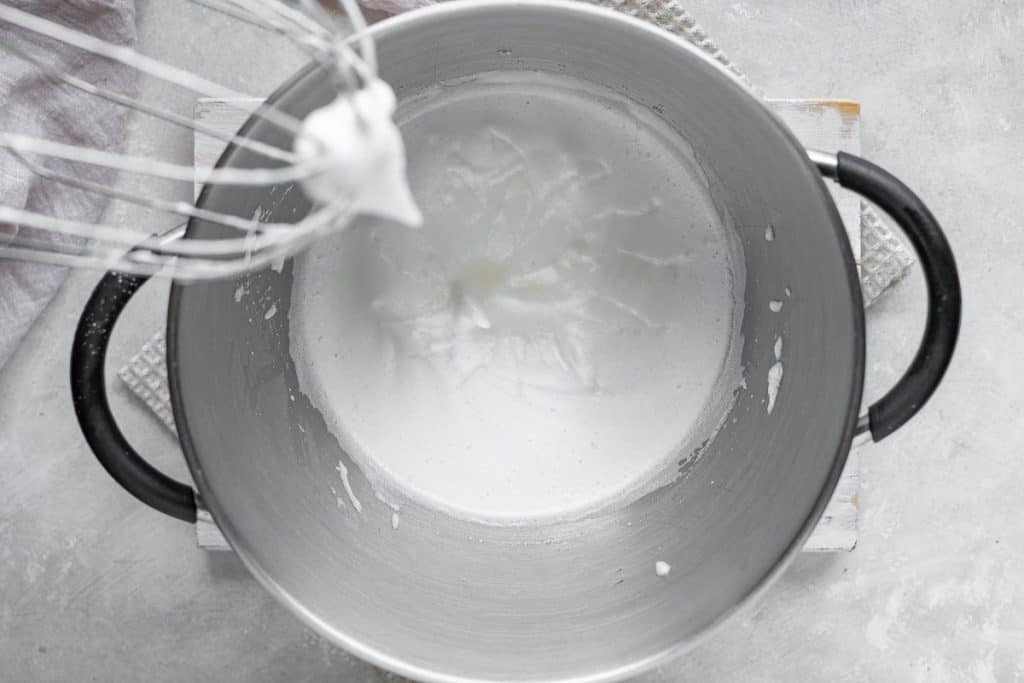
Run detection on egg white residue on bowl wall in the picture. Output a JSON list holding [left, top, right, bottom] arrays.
[[334, 460, 362, 513], [290, 71, 746, 525], [767, 335, 783, 414]]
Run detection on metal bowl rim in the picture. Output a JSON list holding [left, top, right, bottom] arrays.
[[167, 2, 866, 680]]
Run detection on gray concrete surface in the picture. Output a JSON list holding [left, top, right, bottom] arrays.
[[2, 0, 1023, 680]]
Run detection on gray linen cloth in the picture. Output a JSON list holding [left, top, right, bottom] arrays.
[[0, 0, 137, 369]]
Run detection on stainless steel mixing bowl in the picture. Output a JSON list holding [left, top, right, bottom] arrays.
[[71, 2, 961, 681]]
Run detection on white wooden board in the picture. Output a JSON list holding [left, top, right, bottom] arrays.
[[181, 96, 861, 552], [767, 98, 863, 269]]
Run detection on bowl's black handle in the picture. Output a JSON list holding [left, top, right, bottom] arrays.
[[70, 272, 197, 522], [813, 150, 962, 442]]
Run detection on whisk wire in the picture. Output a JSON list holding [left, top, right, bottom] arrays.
[[0, 132, 331, 186], [4, 41, 301, 166], [189, 0, 355, 83], [244, 0, 337, 41], [332, 0, 377, 75], [0, 0, 378, 280], [1, 200, 346, 261], [294, 0, 370, 88], [0, 4, 304, 135], [8, 149, 311, 236], [192, 0, 331, 46]]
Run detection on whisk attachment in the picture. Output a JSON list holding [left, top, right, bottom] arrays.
[[0, 0, 412, 281]]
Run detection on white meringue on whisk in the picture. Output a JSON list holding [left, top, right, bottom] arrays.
[[294, 78, 422, 228]]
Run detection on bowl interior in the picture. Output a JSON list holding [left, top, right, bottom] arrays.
[[170, 3, 863, 681]]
